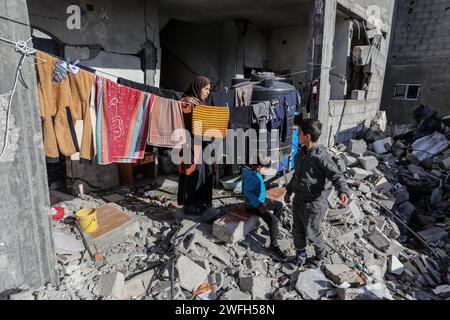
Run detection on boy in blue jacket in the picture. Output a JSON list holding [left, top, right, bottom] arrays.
[[242, 159, 287, 262]]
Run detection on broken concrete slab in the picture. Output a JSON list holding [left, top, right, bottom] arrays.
[[388, 256, 405, 275], [213, 205, 259, 243], [358, 156, 379, 171], [368, 227, 391, 251], [240, 275, 272, 299], [53, 231, 85, 255], [348, 201, 364, 223], [295, 269, 332, 300], [342, 154, 358, 167], [188, 232, 231, 265], [121, 269, 155, 299], [348, 140, 367, 156], [176, 255, 208, 292], [8, 290, 35, 300], [96, 271, 125, 299], [350, 167, 373, 180], [323, 264, 360, 285], [102, 194, 126, 203], [374, 177, 393, 192]]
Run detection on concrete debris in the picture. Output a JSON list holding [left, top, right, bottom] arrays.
[[20, 114, 450, 301], [348, 139, 367, 156], [295, 269, 332, 300], [96, 271, 125, 299], [176, 255, 208, 292]]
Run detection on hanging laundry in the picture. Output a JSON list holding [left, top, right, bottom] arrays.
[[306, 79, 320, 114], [147, 95, 186, 148], [251, 101, 271, 130], [95, 76, 150, 165], [270, 100, 286, 130], [192, 105, 230, 139], [234, 83, 253, 107], [228, 105, 253, 130], [36, 51, 95, 162], [209, 89, 236, 107], [117, 77, 183, 101]]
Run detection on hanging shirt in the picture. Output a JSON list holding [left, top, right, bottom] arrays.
[[234, 83, 253, 107], [251, 101, 271, 130], [228, 105, 252, 129]]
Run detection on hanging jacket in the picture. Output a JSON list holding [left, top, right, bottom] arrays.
[[36, 51, 95, 160]]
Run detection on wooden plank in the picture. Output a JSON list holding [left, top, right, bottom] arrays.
[[90, 205, 131, 239]]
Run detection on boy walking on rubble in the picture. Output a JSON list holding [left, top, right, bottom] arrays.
[[285, 119, 351, 267]]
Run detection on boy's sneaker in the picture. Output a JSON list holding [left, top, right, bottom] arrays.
[[296, 250, 307, 267], [269, 245, 288, 262]]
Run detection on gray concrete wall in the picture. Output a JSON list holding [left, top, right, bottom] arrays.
[[381, 0, 450, 123], [0, 0, 58, 292], [314, 0, 395, 146], [27, 0, 161, 85], [267, 23, 310, 86]]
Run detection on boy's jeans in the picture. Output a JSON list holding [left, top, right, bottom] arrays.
[[292, 198, 328, 258], [248, 199, 283, 245]]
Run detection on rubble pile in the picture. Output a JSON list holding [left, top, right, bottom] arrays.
[[7, 114, 450, 301]]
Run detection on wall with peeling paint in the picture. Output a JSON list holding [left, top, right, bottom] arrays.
[[0, 0, 58, 293], [27, 0, 161, 85]]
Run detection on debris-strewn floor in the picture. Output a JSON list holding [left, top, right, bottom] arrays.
[[7, 122, 450, 301]]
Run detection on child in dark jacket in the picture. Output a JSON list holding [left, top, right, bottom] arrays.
[[285, 119, 351, 267], [242, 161, 287, 262]]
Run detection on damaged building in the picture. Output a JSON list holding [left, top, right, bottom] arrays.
[[382, 0, 450, 124], [1, 0, 449, 302]]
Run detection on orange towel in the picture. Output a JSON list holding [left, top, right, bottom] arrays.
[[36, 51, 95, 160], [192, 105, 230, 139]]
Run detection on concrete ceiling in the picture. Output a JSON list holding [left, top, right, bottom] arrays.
[[157, 0, 313, 28]]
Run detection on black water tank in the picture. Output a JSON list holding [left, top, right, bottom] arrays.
[[250, 72, 296, 103]]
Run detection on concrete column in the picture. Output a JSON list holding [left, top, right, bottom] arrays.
[[317, 0, 337, 146], [218, 20, 246, 90], [143, 0, 161, 87], [0, 0, 58, 292]]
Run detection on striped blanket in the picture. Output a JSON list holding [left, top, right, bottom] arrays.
[[95, 76, 150, 165], [192, 105, 230, 139], [147, 95, 186, 148]]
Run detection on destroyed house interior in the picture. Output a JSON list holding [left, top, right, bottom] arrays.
[[0, 0, 449, 302]]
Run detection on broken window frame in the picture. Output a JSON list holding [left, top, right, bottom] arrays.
[[393, 84, 421, 101]]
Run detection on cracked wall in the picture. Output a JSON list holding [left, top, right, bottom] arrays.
[[27, 0, 161, 85]]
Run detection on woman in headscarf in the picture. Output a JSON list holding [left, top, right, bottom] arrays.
[[176, 76, 213, 215]]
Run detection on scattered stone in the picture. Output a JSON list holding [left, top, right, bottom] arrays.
[[323, 264, 360, 285], [53, 231, 85, 255], [176, 255, 209, 292], [295, 269, 332, 300], [96, 271, 125, 299], [351, 168, 373, 180], [213, 206, 260, 244], [358, 156, 379, 171], [239, 276, 272, 299], [221, 289, 251, 300], [368, 227, 391, 251], [121, 270, 155, 299], [388, 256, 405, 275], [348, 140, 367, 156]]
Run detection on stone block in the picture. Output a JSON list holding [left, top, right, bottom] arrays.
[[53, 231, 85, 255], [176, 255, 209, 292], [342, 154, 358, 167], [392, 184, 409, 205], [121, 270, 155, 299], [295, 269, 332, 300], [9, 290, 35, 300], [239, 276, 272, 299], [351, 167, 373, 180], [358, 156, 379, 171], [374, 177, 393, 192], [97, 271, 125, 299], [348, 201, 364, 223], [188, 233, 231, 265], [368, 227, 391, 251], [323, 264, 360, 285], [348, 140, 367, 156], [213, 205, 259, 243], [351, 90, 365, 100], [388, 255, 404, 275]]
